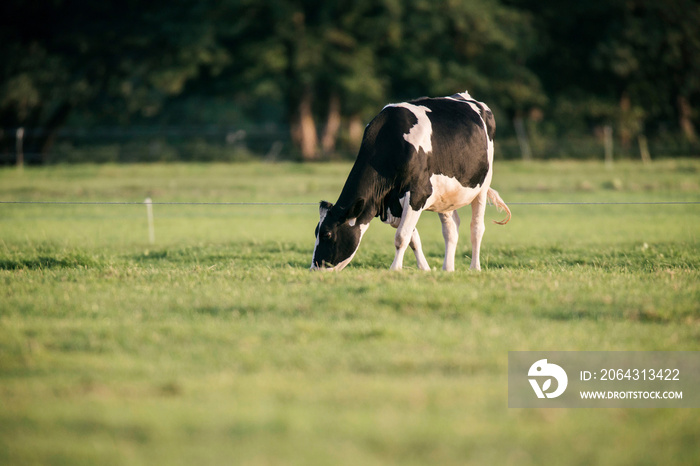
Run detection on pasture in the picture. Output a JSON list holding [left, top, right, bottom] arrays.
[[1, 160, 699, 465]]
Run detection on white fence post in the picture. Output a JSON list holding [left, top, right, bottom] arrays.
[[144, 198, 155, 245]]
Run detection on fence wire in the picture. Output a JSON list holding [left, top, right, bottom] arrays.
[[1, 200, 699, 206]]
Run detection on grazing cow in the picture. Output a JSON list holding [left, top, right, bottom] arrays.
[[311, 91, 510, 272]]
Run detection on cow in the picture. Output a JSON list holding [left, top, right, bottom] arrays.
[[311, 91, 510, 272]]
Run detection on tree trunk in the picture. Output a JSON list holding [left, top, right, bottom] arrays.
[[38, 102, 73, 162], [292, 89, 318, 161], [321, 93, 341, 156], [678, 95, 697, 142], [619, 92, 632, 149], [348, 114, 364, 152]]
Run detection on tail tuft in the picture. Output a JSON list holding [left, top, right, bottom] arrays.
[[487, 188, 511, 225]]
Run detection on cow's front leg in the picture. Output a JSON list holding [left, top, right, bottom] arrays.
[[469, 190, 487, 270], [388, 217, 430, 271], [439, 210, 460, 271], [409, 228, 431, 270], [391, 196, 423, 271]]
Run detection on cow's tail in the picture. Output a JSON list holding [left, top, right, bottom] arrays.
[[487, 188, 511, 225]]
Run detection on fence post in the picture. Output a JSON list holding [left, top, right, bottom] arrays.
[[144, 198, 155, 245], [513, 117, 532, 161], [638, 135, 651, 164], [603, 125, 614, 169], [16, 127, 25, 169]]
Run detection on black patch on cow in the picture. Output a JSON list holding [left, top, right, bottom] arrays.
[[473, 102, 495, 141], [420, 98, 490, 185], [364, 107, 420, 181], [378, 189, 405, 222]]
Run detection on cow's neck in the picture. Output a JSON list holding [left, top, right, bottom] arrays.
[[334, 159, 387, 223]]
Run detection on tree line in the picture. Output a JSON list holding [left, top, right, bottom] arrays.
[[1, 0, 699, 162]]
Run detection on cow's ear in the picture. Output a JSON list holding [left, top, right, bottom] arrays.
[[346, 198, 365, 223], [319, 200, 333, 215]]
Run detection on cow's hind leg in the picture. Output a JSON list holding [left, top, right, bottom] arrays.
[[391, 195, 424, 271], [439, 211, 460, 271], [469, 190, 488, 271]]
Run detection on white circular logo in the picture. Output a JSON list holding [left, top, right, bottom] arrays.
[[528, 359, 568, 399]]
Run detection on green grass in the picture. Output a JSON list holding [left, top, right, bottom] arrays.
[[1, 159, 699, 465]]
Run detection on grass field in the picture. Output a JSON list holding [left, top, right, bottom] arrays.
[[1, 159, 699, 465]]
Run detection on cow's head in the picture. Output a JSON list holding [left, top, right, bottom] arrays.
[[311, 199, 369, 271]]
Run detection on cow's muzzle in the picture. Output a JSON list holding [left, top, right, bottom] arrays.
[[310, 260, 335, 271]]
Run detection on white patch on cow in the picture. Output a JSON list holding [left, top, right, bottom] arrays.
[[330, 222, 370, 271], [381, 208, 400, 227], [385, 103, 433, 154], [310, 206, 330, 269], [445, 91, 492, 117], [445, 91, 474, 102], [348, 218, 356, 227], [457, 90, 473, 100], [423, 174, 482, 213], [466, 101, 482, 115]]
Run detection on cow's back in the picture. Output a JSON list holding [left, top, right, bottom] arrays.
[[361, 97, 492, 213]]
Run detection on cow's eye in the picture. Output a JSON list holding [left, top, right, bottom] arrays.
[[323, 231, 332, 240]]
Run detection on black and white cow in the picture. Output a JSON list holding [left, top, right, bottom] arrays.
[[311, 91, 510, 272]]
